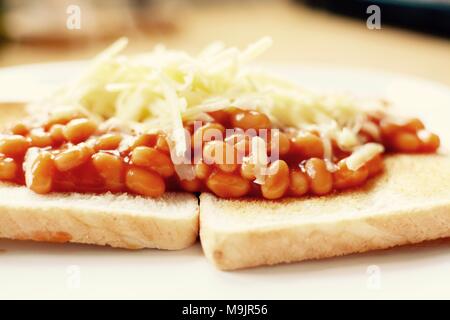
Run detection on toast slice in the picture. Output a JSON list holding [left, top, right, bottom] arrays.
[[0, 183, 199, 249], [200, 154, 450, 270], [0, 103, 199, 250]]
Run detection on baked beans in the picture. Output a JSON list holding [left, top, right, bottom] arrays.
[[289, 169, 309, 196], [0, 156, 18, 180], [0, 135, 31, 157], [94, 133, 122, 151], [129, 133, 159, 151], [240, 160, 256, 181], [29, 129, 53, 148], [380, 118, 439, 153], [269, 131, 290, 156], [208, 110, 230, 124], [333, 161, 369, 190], [203, 141, 238, 173], [10, 123, 28, 136], [179, 177, 203, 192], [0, 108, 441, 199], [261, 160, 289, 199], [49, 124, 66, 145], [380, 119, 401, 137], [195, 160, 211, 180], [63, 118, 97, 144], [45, 110, 83, 129], [226, 133, 251, 162], [404, 118, 425, 132], [391, 131, 420, 153], [54, 143, 94, 172], [92, 152, 124, 191], [125, 167, 165, 197], [231, 110, 271, 130], [207, 170, 250, 198], [304, 158, 333, 195], [192, 123, 225, 148], [291, 132, 324, 159], [130, 146, 175, 178], [417, 130, 440, 152], [26, 150, 55, 194], [365, 154, 384, 177], [155, 135, 170, 154]]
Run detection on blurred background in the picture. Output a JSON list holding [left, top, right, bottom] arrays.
[[0, 0, 449, 85]]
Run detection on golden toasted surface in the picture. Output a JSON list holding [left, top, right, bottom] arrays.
[[200, 154, 450, 269], [202, 155, 450, 228]]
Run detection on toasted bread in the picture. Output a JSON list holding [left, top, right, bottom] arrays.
[[0, 103, 199, 250], [200, 154, 450, 270], [0, 184, 199, 249]]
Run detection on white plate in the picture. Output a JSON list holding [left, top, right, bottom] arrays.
[[0, 62, 449, 300]]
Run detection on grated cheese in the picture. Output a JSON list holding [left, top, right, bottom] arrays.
[[345, 143, 384, 171], [36, 38, 386, 178], [247, 136, 269, 185]]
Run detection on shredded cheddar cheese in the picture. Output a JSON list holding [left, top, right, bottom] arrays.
[[346, 143, 385, 171], [35, 38, 386, 177]]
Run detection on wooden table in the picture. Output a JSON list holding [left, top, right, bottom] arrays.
[[1, 1, 449, 86]]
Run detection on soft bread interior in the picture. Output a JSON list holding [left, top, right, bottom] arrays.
[[200, 154, 450, 270]]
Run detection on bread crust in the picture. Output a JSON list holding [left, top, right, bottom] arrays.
[[200, 154, 450, 270]]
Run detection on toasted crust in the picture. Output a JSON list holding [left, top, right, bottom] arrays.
[[0, 103, 199, 250], [200, 154, 450, 270]]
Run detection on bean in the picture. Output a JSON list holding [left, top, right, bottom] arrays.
[[206, 170, 250, 198], [333, 161, 369, 190], [304, 158, 333, 195], [0, 135, 31, 157], [261, 160, 289, 199], [130, 146, 174, 178], [289, 169, 309, 196], [125, 167, 165, 197], [63, 118, 97, 144]]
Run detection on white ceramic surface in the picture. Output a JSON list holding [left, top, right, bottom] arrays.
[[0, 62, 449, 299]]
